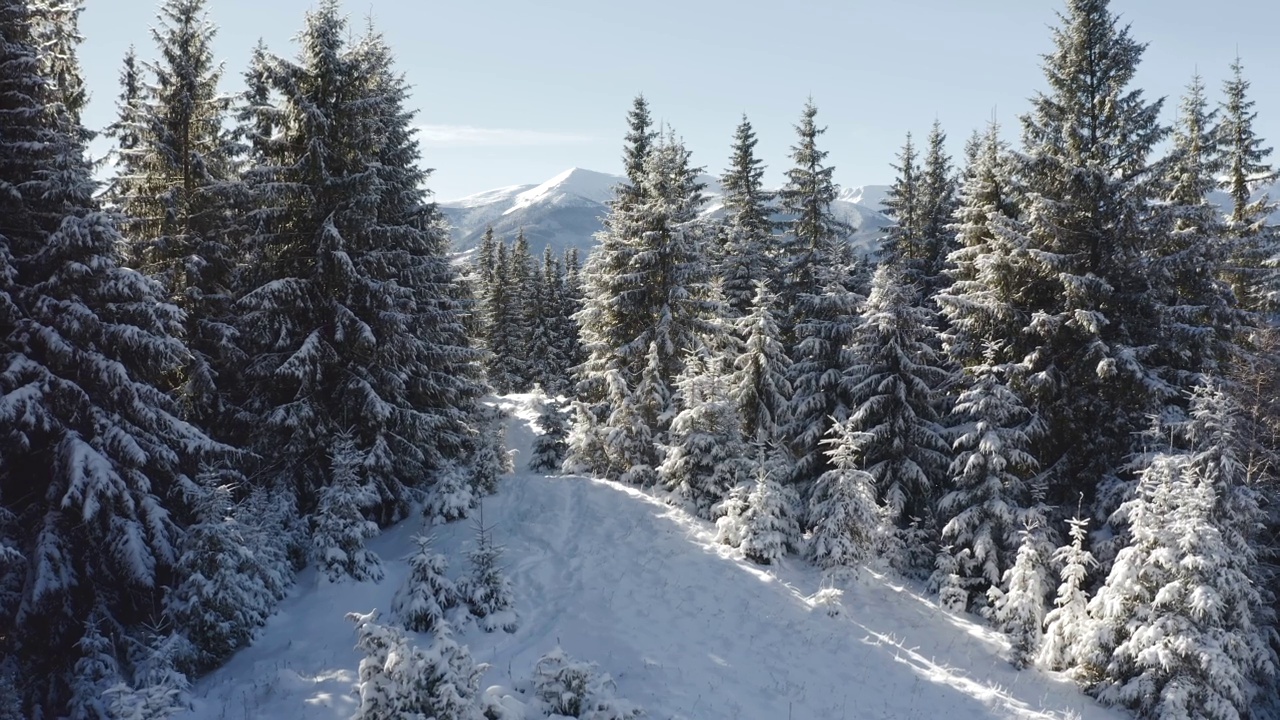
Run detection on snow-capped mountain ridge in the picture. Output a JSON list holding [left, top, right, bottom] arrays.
[[440, 168, 893, 260]]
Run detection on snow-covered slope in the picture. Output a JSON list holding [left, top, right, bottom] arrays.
[[182, 394, 1122, 720], [439, 169, 893, 260]]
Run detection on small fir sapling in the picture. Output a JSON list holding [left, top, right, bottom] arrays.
[[529, 395, 571, 473], [457, 509, 518, 633], [391, 533, 459, 633], [312, 432, 384, 583]]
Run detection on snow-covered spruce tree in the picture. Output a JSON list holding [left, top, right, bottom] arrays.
[[776, 101, 860, 493], [529, 394, 571, 473], [885, 123, 957, 295], [847, 261, 951, 526], [458, 513, 518, 633], [29, 0, 86, 128], [507, 229, 537, 389], [526, 248, 571, 394], [557, 246, 586, 388], [731, 280, 793, 449], [312, 432, 384, 583], [67, 610, 123, 720], [1151, 74, 1251, 401], [660, 348, 745, 518], [348, 610, 486, 720], [107, 0, 245, 439], [0, 3, 230, 712], [934, 548, 969, 613], [989, 526, 1050, 669], [1004, 0, 1174, 516], [717, 114, 777, 317], [1217, 58, 1279, 314], [775, 100, 854, 342], [572, 95, 656, 411], [880, 132, 922, 273], [1081, 450, 1275, 720], [466, 403, 512, 498], [739, 461, 802, 565], [424, 459, 477, 525], [915, 120, 959, 295], [234, 5, 482, 520], [571, 123, 714, 480], [481, 239, 521, 393], [807, 418, 883, 576], [938, 351, 1041, 602], [598, 358, 665, 487], [392, 534, 458, 633], [164, 470, 276, 672], [934, 121, 1025, 371], [1038, 515, 1097, 672]]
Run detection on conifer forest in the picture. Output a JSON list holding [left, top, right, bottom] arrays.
[[1, 0, 1279, 718]]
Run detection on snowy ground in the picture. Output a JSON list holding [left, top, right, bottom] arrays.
[[182, 394, 1124, 720]]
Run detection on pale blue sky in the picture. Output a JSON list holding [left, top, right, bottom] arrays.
[[81, 0, 1280, 201]]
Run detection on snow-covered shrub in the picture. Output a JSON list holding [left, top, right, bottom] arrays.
[[313, 432, 384, 582], [712, 484, 751, 548], [739, 467, 800, 565], [810, 587, 844, 618], [348, 610, 486, 720], [103, 681, 187, 720], [457, 515, 518, 633], [934, 548, 969, 613], [101, 631, 192, 720], [427, 459, 479, 524], [529, 396, 571, 473], [392, 534, 459, 632], [530, 648, 642, 720]]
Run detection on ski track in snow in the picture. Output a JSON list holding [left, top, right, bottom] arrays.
[[181, 394, 1122, 720]]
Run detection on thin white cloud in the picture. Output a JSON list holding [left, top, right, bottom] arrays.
[[415, 124, 596, 147]]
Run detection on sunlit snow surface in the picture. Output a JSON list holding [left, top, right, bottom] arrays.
[[181, 393, 1123, 720]]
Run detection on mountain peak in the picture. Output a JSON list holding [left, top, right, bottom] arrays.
[[510, 167, 621, 212]]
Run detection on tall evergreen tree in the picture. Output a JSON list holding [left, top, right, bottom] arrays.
[[235, 4, 481, 518], [916, 120, 959, 294], [881, 132, 922, 271], [507, 229, 536, 389], [775, 100, 852, 341], [482, 240, 520, 393], [111, 0, 244, 438], [847, 262, 951, 525], [29, 0, 86, 128], [934, 121, 1025, 371], [571, 131, 715, 477], [718, 115, 776, 317], [1004, 0, 1171, 514], [775, 101, 859, 492], [1216, 58, 1279, 313], [1153, 75, 1249, 399], [0, 1, 221, 711]]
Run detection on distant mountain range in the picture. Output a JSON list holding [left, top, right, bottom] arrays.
[[438, 167, 895, 261], [439, 167, 1280, 263]]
